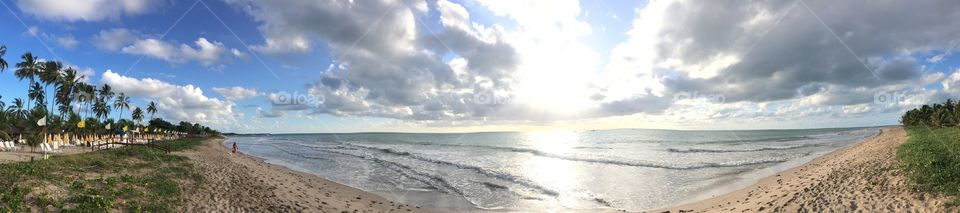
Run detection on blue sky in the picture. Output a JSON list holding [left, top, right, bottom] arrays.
[[1, 0, 959, 133]]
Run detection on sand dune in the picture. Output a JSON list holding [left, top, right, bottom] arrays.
[[177, 138, 433, 212], [654, 127, 949, 212]]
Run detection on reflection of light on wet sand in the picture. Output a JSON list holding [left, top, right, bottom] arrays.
[[521, 131, 582, 209]]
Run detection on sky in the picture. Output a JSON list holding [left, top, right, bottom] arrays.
[[1, 0, 960, 133]]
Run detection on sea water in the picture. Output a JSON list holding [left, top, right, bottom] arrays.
[[225, 127, 881, 211]]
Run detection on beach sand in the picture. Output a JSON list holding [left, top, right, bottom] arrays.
[[654, 127, 949, 212], [0, 146, 91, 163], [177, 137, 434, 212]]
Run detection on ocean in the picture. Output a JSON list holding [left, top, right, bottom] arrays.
[[224, 127, 881, 211]]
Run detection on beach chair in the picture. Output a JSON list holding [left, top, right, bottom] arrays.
[[52, 142, 61, 153]]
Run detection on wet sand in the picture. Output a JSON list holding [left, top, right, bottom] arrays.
[[177, 137, 434, 212], [654, 127, 949, 212]]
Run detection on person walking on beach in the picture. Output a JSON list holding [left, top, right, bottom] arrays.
[[232, 142, 238, 154]]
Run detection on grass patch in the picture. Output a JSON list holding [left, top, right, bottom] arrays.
[[898, 127, 960, 206], [0, 138, 206, 212]]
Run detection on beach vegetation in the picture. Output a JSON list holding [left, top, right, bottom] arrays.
[[0, 138, 205, 212], [899, 99, 960, 206]]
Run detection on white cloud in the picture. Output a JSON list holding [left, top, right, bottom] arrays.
[[92, 28, 139, 51], [99, 70, 236, 125], [25, 26, 40, 36], [120, 37, 232, 66], [212, 86, 260, 100], [231, 48, 249, 60], [16, 0, 161, 22], [93, 28, 243, 67], [56, 35, 78, 49], [122, 39, 178, 62], [943, 70, 960, 91]]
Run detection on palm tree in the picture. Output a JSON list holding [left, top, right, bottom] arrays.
[[99, 84, 114, 105], [113, 93, 130, 123], [15, 52, 41, 110], [40, 61, 62, 119], [146, 101, 157, 120], [901, 99, 960, 128], [132, 107, 144, 125], [0, 97, 11, 141], [9, 98, 25, 120], [28, 82, 44, 110], [0, 45, 8, 72], [92, 99, 110, 122], [56, 67, 79, 119], [78, 83, 96, 120]]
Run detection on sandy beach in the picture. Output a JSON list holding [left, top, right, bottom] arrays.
[[654, 127, 948, 212], [0, 146, 91, 163], [176, 137, 433, 212]]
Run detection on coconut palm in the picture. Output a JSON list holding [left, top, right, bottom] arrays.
[[99, 84, 114, 104], [146, 101, 157, 120], [901, 99, 960, 128], [56, 67, 79, 119], [15, 52, 41, 110], [41, 61, 62, 118], [9, 98, 25, 120], [93, 99, 110, 122], [114, 93, 130, 123], [77, 83, 96, 119], [132, 107, 144, 125], [0, 45, 8, 72], [28, 82, 44, 109]]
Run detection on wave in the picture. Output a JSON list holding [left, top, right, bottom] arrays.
[[338, 143, 561, 197], [333, 150, 468, 197], [666, 144, 821, 153], [694, 136, 815, 144], [340, 143, 786, 171]]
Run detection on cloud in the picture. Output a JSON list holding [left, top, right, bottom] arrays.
[[212, 86, 260, 100], [99, 70, 236, 125], [121, 37, 231, 66], [91, 28, 243, 67], [56, 35, 78, 49], [943, 70, 960, 91], [92, 28, 139, 51], [22, 26, 80, 50], [256, 107, 284, 118], [16, 0, 161, 22], [593, 0, 960, 117], [228, 0, 522, 120]]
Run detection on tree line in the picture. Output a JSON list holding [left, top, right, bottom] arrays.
[[900, 99, 960, 128], [0, 44, 219, 149]]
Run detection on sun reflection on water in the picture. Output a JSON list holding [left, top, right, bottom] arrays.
[[521, 131, 584, 209]]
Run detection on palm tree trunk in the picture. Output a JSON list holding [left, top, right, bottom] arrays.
[[26, 79, 32, 110]]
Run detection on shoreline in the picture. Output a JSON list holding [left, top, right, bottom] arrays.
[[177, 137, 434, 212], [652, 127, 947, 212]]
